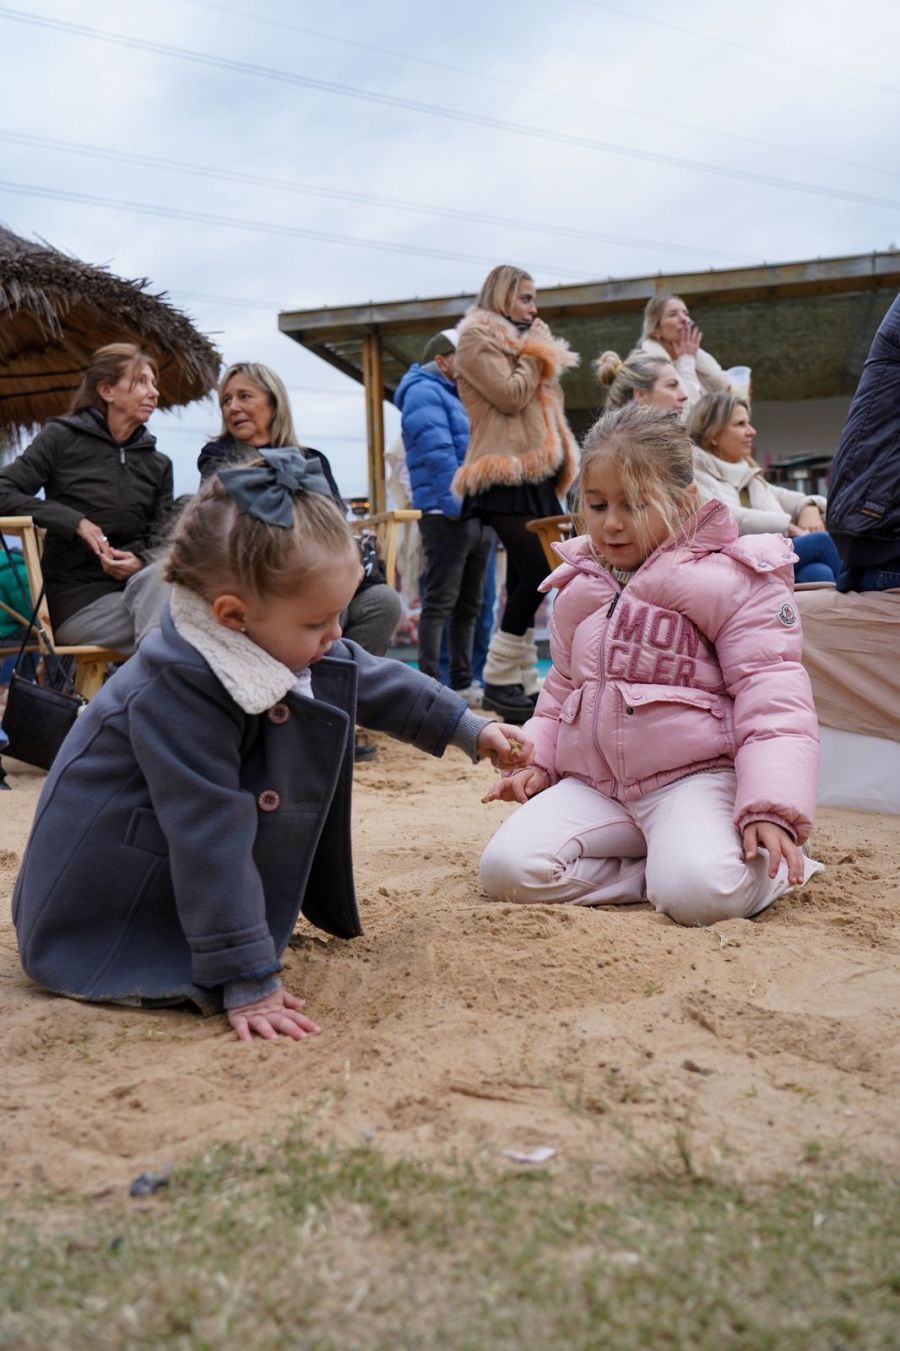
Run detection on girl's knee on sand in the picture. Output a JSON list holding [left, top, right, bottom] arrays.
[[480, 840, 561, 904], [646, 855, 775, 927]]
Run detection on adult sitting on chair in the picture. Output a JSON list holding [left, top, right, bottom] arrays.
[[199, 361, 403, 663], [689, 393, 841, 584], [0, 343, 172, 653]]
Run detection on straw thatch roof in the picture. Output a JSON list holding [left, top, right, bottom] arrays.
[[0, 225, 221, 438]]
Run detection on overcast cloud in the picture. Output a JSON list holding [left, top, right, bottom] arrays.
[[2, 0, 898, 494]]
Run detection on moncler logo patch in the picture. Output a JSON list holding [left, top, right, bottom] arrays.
[[777, 602, 797, 627]]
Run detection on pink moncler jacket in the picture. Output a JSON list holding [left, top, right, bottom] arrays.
[[525, 501, 820, 843]]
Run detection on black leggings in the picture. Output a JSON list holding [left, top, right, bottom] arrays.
[[482, 512, 550, 636]]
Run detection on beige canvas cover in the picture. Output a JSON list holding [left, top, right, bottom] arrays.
[[797, 585, 900, 743]]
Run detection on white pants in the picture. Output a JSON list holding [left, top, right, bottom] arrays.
[[480, 771, 823, 927]]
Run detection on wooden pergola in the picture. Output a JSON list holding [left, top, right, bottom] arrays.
[[278, 250, 900, 511]]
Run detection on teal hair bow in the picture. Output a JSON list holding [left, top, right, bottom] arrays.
[[218, 449, 333, 528]]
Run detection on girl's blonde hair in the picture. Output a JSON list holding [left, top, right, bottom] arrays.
[[475, 265, 533, 317], [593, 349, 675, 409], [640, 292, 684, 342], [217, 362, 299, 448], [687, 392, 750, 453], [575, 404, 697, 549], [164, 462, 356, 601], [71, 342, 158, 415]]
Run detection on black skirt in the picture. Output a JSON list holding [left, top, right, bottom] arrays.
[[462, 476, 562, 521]]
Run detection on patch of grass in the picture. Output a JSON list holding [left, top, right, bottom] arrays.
[[1, 1136, 898, 1349]]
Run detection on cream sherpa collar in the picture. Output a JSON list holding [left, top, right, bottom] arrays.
[[170, 585, 298, 715]]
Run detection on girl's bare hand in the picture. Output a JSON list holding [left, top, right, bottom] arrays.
[[742, 822, 805, 886], [476, 722, 534, 770], [227, 987, 321, 1043], [482, 767, 549, 804]]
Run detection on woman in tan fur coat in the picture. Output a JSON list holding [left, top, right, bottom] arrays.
[[453, 265, 579, 721]]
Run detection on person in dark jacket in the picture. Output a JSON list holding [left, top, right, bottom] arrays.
[[198, 361, 402, 659], [12, 450, 529, 1042], [395, 331, 491, 700], [0, 343, 172, 652], [827, 291, 900, 592]]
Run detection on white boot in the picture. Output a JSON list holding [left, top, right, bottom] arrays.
[[482, 632, 534, 723], [520, 627, 542, 698]]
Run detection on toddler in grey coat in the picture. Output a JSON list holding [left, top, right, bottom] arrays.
[[13, 451, 528, 1042]]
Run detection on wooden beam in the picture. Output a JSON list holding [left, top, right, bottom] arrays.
[[361, 333, 385, 514]]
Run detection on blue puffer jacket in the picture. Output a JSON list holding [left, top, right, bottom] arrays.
[[827, 291, 900, 566], [395, 364, 469, 518]]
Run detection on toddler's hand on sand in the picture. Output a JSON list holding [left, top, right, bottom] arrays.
[[742, 822, 805, 886], [482, 767, 549, 804], [227, 987, 321, 1043], [476, 722, 534, 770]]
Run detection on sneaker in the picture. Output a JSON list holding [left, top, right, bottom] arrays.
[[354, 737, 377, 762], [453, 683, 484, 709]]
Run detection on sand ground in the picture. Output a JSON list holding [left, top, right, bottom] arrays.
[[1, 736, 898, 1198]]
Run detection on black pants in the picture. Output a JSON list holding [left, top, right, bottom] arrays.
[[481, 512, 550, 636], [418, 515, 492, 688]]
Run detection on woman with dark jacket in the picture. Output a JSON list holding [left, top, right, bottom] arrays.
[[453, 265, 580, 721], [198, 361, 402, 661], [0, 344, 172, 652]]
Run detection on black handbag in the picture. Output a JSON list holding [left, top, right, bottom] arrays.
[[0, 551, 87, 771]]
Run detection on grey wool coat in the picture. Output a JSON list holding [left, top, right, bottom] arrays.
[[13, 594, 475, 1013]]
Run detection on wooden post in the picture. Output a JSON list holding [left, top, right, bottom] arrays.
[[361, 332, 386, 514]]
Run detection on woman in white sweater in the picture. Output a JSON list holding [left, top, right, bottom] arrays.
[[689, 393, 841, 583], [636, 294, 730, 414]]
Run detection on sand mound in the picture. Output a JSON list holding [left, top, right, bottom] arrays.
[[1, 738, 898, 1197]]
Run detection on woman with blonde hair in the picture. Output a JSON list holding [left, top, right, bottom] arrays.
[[453, 265, 580, 722], [197, 363, 404, 756], [636, 293, 730, 414], [594, 349, 688, 415], [689, 392, 841, 583]]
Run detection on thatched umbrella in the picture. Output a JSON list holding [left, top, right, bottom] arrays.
[[0, 225, 221, 439]]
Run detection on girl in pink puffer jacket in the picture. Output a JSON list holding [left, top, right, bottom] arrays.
[[482, 404, 823, 925]]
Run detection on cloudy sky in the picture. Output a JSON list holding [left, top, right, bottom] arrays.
[[2, 0, 898, 494]]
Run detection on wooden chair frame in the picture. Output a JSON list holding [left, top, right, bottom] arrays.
[[0, 516, 127, 700], [348, 509, 421, 590], [526, 513, 576, 570]]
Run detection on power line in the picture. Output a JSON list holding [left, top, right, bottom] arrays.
[[171, 0, 899, 180], [572, 0, 900, 98], [0, 129, 758, 265], [0, 179, 603, 280], [2, 7, 898, 212]]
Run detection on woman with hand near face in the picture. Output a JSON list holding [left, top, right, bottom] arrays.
[[690, 393, 841, 583], [0, 343, 172, 653], [453, 265, 580, 722], [636, 294, 730, 415]]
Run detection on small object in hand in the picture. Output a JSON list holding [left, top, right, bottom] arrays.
[[507, 738, 523, 759], [129, 1168, 172, 1197]]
